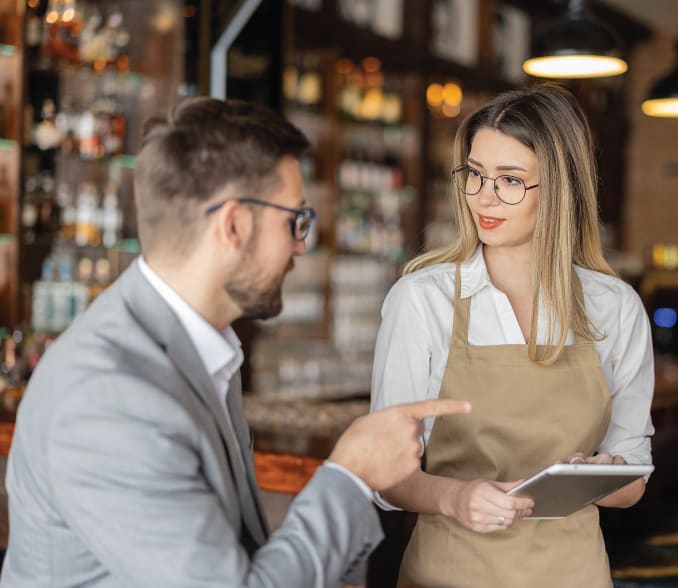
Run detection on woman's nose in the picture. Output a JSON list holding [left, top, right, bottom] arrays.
[[476, 178, 500, 205]]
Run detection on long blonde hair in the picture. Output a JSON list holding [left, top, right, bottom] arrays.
[[404, 83, 614, 365]]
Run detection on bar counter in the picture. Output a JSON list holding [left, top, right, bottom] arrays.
[[0, 355, 675, 543], [244, 396, 369, 493], [0, 396, 371, 542]]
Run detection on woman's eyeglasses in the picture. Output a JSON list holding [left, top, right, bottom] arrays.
[[452, 165, 539, 206], [206, 197, 317, 241]]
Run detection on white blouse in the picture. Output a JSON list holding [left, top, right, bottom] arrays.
[[371, 246, 655, 468]]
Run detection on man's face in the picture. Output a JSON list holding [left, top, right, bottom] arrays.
[[225, 157, 306, 320]]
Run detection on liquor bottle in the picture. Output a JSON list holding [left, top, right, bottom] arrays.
[[59, 0, 83, 61], [95, 95, 125, 156], [74, 182, 99, 246], [106, 9, 130, 66], [25, 6, 43, 49], [55, 95, 80, 154], [79, 10, 102, 64], [22, 176, 39, 244], [33, 99, 62, 151], [57, 182, 76, 241], [0, 328, 26, 415], [100, 182, 122, 247], [78, 107, 100, 159], [37, 172, 59, 235], [90, 258, 110, 299]]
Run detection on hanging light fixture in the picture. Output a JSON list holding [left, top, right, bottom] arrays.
[[642, 41, 678, 118], [523, 0, 628, 79]]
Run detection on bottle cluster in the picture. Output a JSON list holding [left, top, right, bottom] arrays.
[[22, 173, 123, 248], [31, 245, 112, 333], [26, 0, 131, 71]]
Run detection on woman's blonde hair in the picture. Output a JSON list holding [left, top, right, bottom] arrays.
[[404, 83, 614, 365]]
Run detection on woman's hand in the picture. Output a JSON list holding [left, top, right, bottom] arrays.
[[445, 479, 534, 534], [585, 452, 626, 465], [557, 451, 626, 465], [556, 451, 587, 464], [555, 452, 645, 507]]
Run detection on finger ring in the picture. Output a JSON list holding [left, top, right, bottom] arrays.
[[498, 516, 505, 526]]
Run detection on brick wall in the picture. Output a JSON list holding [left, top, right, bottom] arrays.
[[623, 34, 678, 257]]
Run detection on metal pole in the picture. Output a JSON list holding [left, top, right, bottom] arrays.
[[210, 0, 264, 99]]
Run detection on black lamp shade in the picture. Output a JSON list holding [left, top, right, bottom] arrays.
[[647, 68, 678, 101], [642, 67, 678, 117], [642, 41, 678, 118], [533, 14, 622, 58], [523, 0, 628, 78]]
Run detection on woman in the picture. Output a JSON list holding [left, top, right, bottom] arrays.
[[370, 83, 654, 587]]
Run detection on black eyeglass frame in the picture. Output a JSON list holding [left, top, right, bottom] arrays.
[[452, 165, 539, 206], [205, 197, 317, 241]]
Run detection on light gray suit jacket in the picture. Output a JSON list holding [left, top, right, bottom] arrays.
[[0, 262, 382, 587]]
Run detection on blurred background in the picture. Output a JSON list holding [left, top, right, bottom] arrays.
[[0, 0, 677, 585]]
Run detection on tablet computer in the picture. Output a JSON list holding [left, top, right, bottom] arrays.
[[506, 463, 654, 519]]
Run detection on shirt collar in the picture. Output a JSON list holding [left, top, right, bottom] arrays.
[[137, 257, 243, 380], [459, 245, 493, 299]]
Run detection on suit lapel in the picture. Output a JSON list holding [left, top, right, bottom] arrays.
[[226, 372, 270, 537], [120, 261, 268, 546]]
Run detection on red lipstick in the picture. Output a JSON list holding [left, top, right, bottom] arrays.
[[478, 214, 505, 230]]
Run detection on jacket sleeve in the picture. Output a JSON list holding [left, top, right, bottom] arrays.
[[48, 374, 383, 588]]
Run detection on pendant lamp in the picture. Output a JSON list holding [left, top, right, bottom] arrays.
[[523, 0, 628, 79], [642, 41, 678, 118]]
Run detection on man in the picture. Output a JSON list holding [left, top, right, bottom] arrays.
[[0, 98, 470, 587]]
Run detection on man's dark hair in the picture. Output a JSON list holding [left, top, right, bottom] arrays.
[[134, 97, 310, 254]]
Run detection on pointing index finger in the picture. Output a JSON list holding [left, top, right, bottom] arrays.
[[398, 398, 472, 419]]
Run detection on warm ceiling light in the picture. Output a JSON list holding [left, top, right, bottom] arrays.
[[443, 82, 462, 106], [426, 83, 443, 107], [642, 42, 678, 118], [336, 59, 353, 75], [362, 57, 381, 73], [522, 0, 627, 79]]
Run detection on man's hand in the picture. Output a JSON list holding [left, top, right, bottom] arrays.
[[328, 399, 471, 492]]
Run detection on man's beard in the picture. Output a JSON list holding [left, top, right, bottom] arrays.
[[225, 238, 292, 320]]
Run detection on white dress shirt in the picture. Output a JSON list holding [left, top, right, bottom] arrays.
[[137, 257, 372, 499], [138, 257, 243, 410], [371, 246, 655, 466]]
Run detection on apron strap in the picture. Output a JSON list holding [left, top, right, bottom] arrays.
[[451, 263, 471, 346]]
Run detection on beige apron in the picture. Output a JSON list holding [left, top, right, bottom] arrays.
[[398, 264, 613, 588]]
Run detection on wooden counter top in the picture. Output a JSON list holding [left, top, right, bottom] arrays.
[[1, 359, 676, 497]]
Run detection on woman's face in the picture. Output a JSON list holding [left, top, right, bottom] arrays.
[[464, 128, 540, 252]]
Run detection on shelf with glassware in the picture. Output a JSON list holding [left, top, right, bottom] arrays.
[[16, 0, 185, 330], [19, 74, 140, 335], [0, 0, 187, 421], [275, 0, 536, 401], [245, 50, 423, 402]]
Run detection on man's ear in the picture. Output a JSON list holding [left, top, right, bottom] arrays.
[[211, 199, 253, 251]]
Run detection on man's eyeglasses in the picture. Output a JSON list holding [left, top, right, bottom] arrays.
[[205, 197, 316, 241], [452, 165, 539, 206]]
